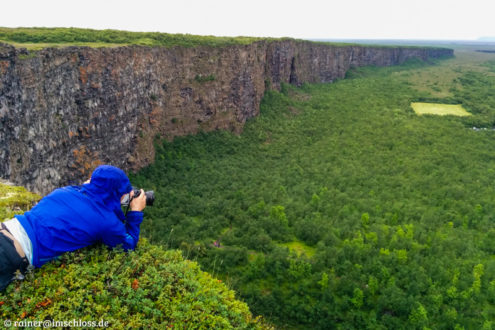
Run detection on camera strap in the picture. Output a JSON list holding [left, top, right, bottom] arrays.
[[123, 195, 135, 218]]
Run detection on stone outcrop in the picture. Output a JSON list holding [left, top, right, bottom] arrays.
[[0, 40, 453, 194]]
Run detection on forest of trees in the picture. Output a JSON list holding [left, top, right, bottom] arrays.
[[129, 55, 495, 329]]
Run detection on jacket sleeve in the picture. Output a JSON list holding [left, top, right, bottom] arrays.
[[101, 211, 144, 250]]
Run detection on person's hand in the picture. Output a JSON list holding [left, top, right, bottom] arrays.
[[130, 189, 146, 212]]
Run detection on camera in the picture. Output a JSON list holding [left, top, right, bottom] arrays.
[[121, 188, 155, 207]]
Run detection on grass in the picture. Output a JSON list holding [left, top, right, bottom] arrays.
[[0, 27, 269, 50], [0, 183, 41, 219], [0, 40, 131, 51], [0, 27, 453, 51], [411, 102, 471, 116], [393, 46, 495, 98], [279, 240, 316, 258]]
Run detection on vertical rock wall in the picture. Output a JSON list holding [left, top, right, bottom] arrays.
[[0, 40, 453, 194]]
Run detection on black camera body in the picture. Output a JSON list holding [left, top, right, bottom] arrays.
[[121, 188, 155, 207]]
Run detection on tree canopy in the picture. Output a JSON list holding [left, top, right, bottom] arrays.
[[130, 53, 495, 328]]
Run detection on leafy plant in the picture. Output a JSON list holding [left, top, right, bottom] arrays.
[[129, 55, 495, 328], [194, 74, 216, 83], [0, 184, 266, 329], [0, 183, 40, 220]]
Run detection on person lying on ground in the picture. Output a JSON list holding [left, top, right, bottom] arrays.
[[0, 165, 146, 291]]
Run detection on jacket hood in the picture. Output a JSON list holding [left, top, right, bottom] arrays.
[[81, 165, 132, 221]]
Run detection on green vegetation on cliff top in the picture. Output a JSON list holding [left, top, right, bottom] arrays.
[[0, 27, 273, 50], [0, 183, 265, 329], [0, 27, 449, 50], [0, 182, 40, 219]]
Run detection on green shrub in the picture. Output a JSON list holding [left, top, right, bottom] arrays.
[[0, 184, 265, 329], [0, 27, 451, 51], [0, 240, 262, 329], [0, 27, 268, 49], [0, 183, 40, 220], [194, 74, 216, 83]]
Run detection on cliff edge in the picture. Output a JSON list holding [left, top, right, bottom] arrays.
[[0, 40, 453, 194], [0, 182, 264, 329]]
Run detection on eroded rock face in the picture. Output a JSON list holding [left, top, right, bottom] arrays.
[[0, 41, 453, 194]]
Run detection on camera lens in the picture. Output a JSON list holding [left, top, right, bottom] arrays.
[[145, 191, 155, 206]]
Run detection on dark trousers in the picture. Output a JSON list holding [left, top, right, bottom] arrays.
[[0, 224, 29, 291]]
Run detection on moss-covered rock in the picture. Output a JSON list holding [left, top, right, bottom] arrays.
[[0, 183, 265, 329], [0, 182, 40, 220]]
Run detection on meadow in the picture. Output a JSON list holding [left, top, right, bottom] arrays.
[[130, 45, 495, 328], [0, 27, 269, 50], [410, 102, 471, 116], [0, 27, 434, 51]]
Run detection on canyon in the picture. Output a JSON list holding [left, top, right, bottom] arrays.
[[0, 40, 453, 194]]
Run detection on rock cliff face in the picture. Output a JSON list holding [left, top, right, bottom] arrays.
[[0, 40, 453, 194]]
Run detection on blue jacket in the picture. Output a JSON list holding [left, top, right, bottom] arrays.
[[16, 165, 144, 268]]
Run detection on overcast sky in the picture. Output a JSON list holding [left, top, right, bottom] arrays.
[[2, 0, 494, 40]]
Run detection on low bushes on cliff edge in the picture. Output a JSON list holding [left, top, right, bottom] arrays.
[[0, 27, 271, 49], [0, 27, 452, 51], [0, 183, 264, 329]]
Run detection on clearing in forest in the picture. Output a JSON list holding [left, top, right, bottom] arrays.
[[411, 102, 471, 116]]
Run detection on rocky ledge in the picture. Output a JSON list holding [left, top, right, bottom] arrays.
[[0, 41, 453, 194]]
